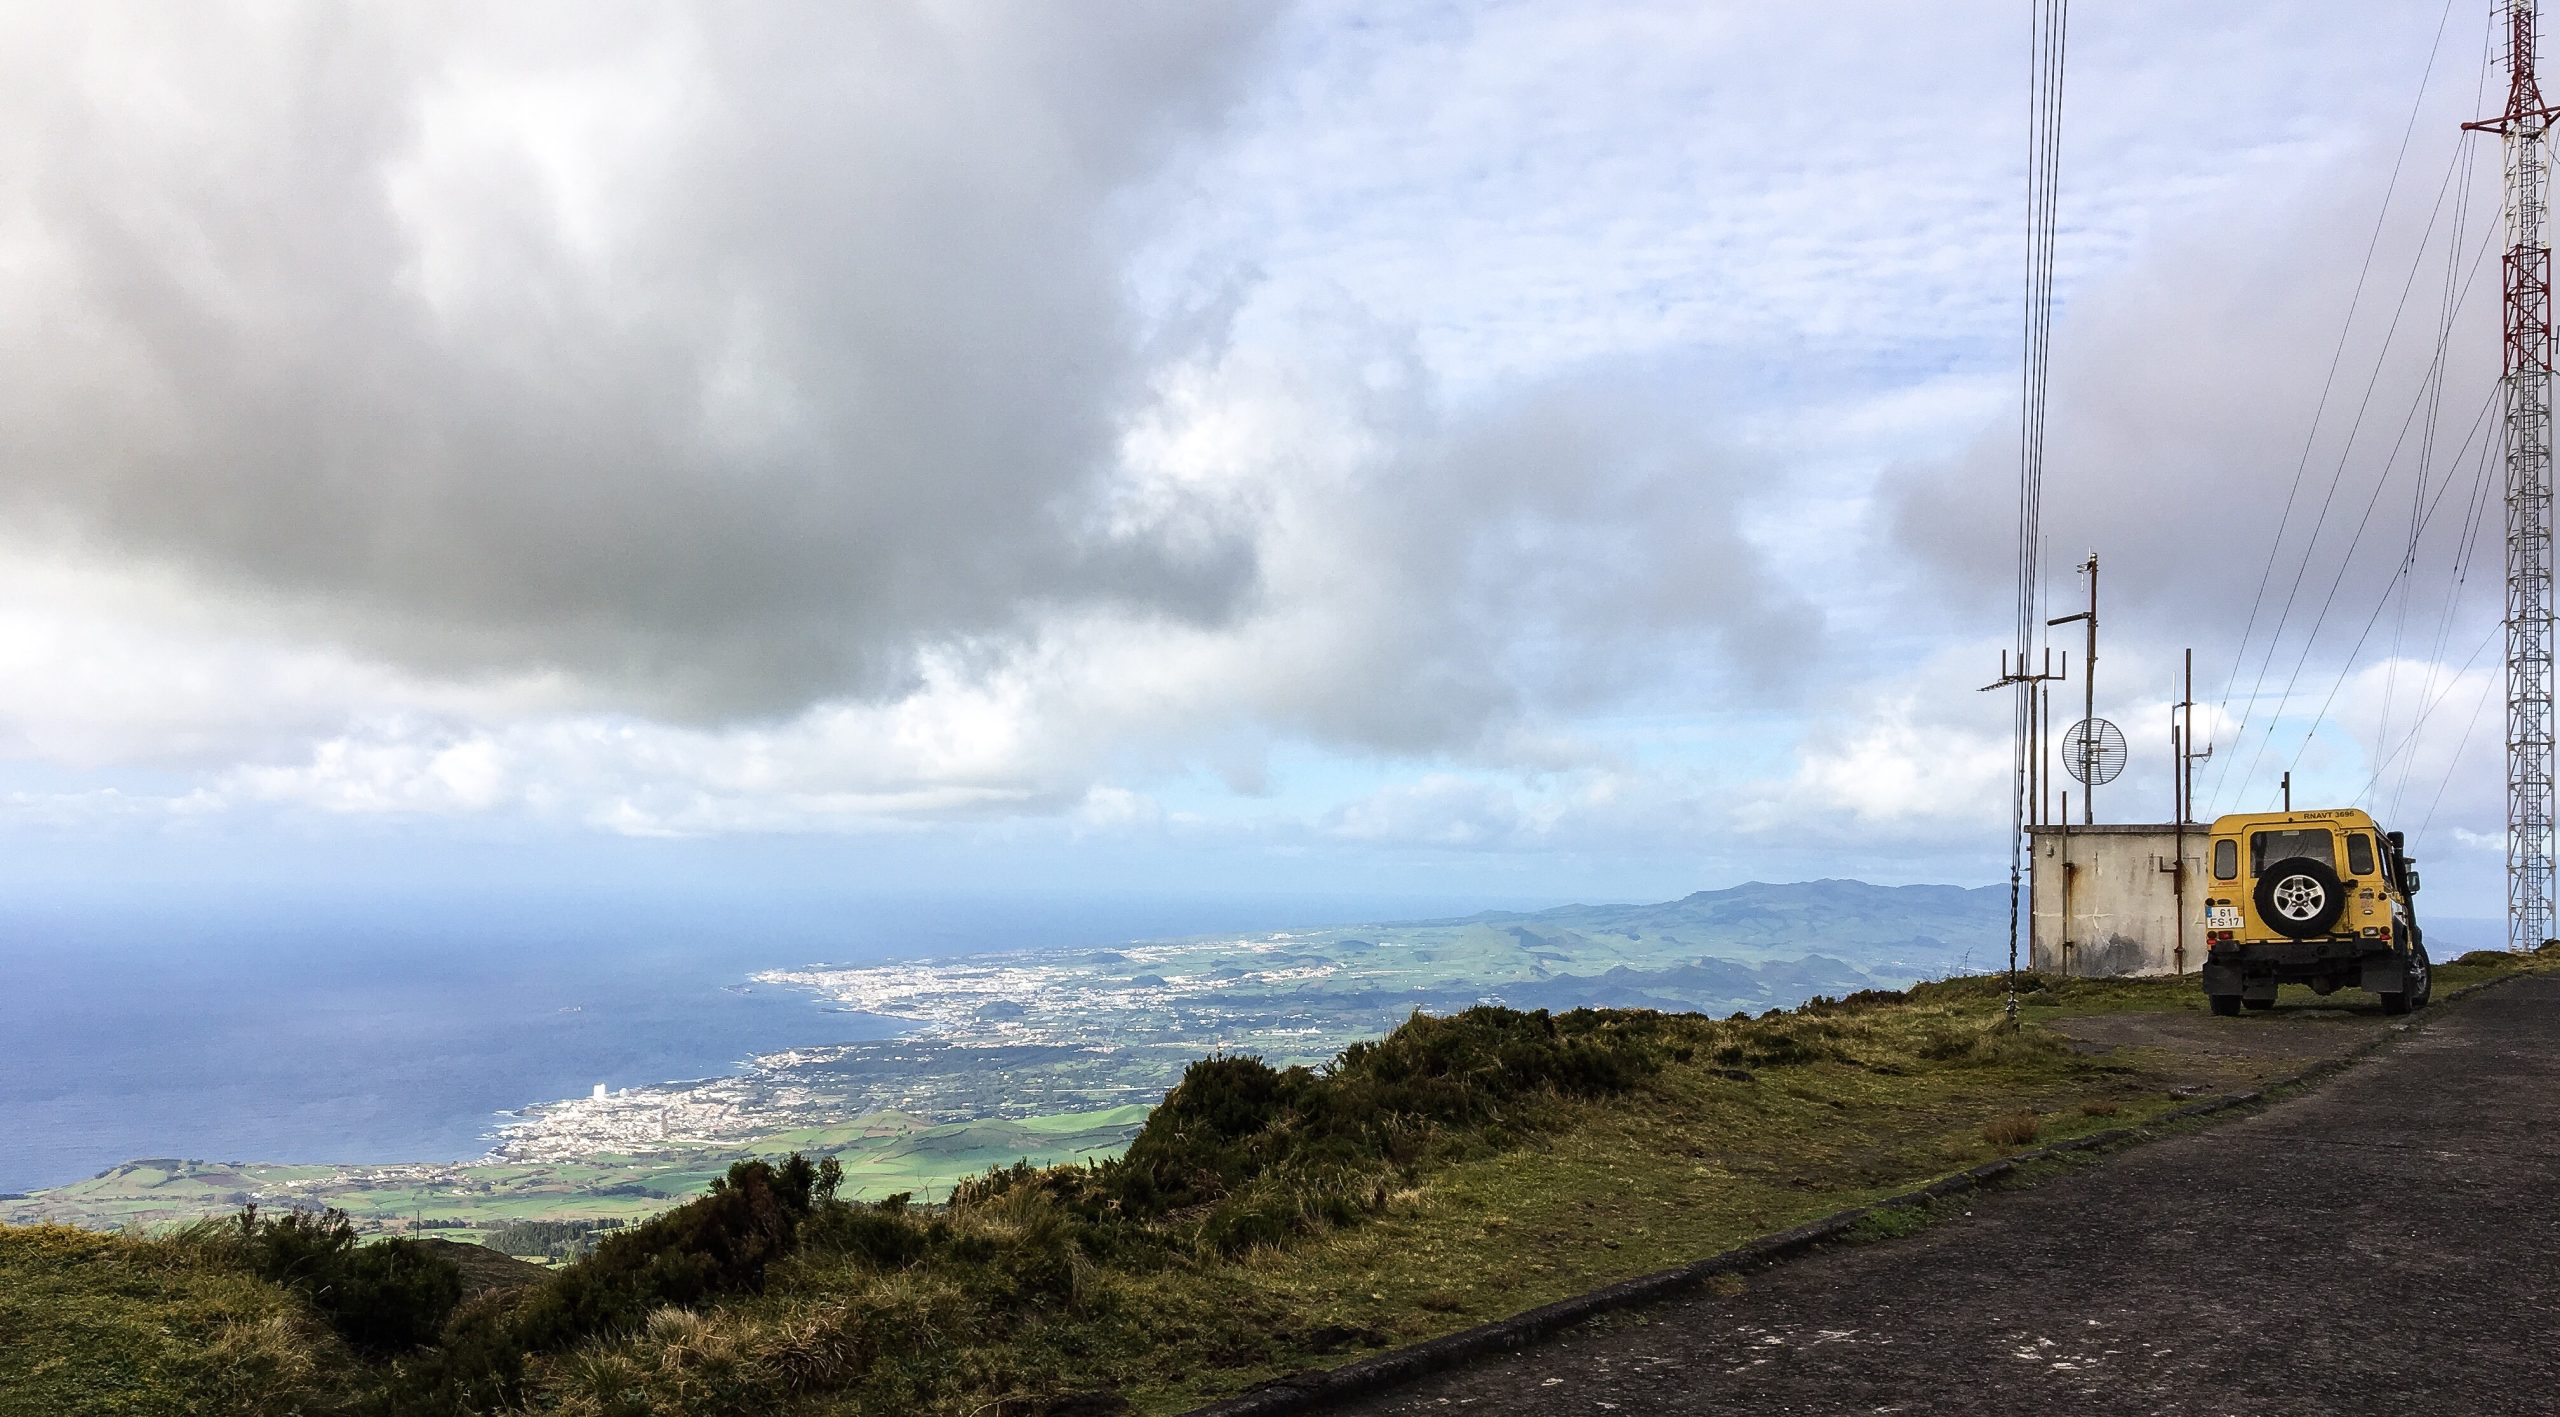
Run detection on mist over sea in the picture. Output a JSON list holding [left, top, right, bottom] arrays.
[[0, 886, 1534, 1194]]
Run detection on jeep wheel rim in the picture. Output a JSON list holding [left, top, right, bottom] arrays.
[[2271, 876, 2325, 921]]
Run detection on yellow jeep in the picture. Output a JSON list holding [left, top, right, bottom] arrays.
[[2199, 808, 2430, 1016]]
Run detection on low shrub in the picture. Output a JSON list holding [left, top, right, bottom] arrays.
[[480, 1218, 622, 1261], [2452, 943, 2560, 966], [207, 1205, 463, 1354], [1842, 1204, 1932, 1244], [503, 1156, 820, 1355], [395, 1156, 837, 1412], [1095, 1006, 1666, 1246], [1910, 971, 2059, 1005], [801, 1189, 932, 1272], [1799, 988, 1913, 1015], [1712, 1017, 1841, 1068]]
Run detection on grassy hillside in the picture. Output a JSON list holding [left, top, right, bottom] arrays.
[[5, 952, 2543, 1417], [0, 1224, 357, 1416]]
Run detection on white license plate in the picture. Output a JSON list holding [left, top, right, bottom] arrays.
[[2205, 906, 2243, 929]]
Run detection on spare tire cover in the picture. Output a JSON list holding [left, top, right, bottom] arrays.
[[2255, 856, 2346, 939]]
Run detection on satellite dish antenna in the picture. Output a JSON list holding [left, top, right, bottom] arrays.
[[2063, 717, 2127, 786]]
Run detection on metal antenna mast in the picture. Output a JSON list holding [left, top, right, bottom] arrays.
[[2466, 0, 2559, 953], [1987, 0, 2071, 1024]]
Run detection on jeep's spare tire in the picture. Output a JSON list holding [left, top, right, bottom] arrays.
[[2254, 856, 2345, 939]]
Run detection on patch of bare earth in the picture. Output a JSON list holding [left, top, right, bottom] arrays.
[[2043, 1003, 2396, 1092]]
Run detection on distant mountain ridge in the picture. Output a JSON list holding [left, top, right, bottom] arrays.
[[1394, 878, 2006, 974], [1447, 877, 1999, 924], [1276, 877, 2003, 1023]]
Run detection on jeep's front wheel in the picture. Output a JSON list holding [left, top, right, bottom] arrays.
[[2209, 993, 2242, 1017]]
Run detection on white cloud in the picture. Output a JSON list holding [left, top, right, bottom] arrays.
[[0, 551, 570, 770]]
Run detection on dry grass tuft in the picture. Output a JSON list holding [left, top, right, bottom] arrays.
[[1981, 1110, 2042, 1147], [197, 1312, 336, 1409]]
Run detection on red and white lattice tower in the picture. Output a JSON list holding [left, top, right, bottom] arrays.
[[2467, 0, 2560, 951]]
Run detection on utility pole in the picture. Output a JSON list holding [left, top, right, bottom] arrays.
[[2175, 647, 2211, 826], [2171, 649, 2209, 974], [2173, 710, 2188, 974], [1984, 650, 2067, 825], [2041, 683, 2055, 824], [2047, 552, 2099, 824], [2173, 722, 2185, 820], [2468, 0, 2560, 953], [2282, 771, 2292, 813], [1983, 644, 2066, 1026]]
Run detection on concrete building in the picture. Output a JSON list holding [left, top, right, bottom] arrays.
[[2028, 823, 2206, 977]]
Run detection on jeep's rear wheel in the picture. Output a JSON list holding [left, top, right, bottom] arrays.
[[2209, 993, 2242, 1017], [2254, 857, 2347, 939], [2243, 997, 2275, 1011]]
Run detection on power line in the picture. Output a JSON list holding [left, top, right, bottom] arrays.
[[2278, 382, 2502, 780], [2001, 0, 2069, 1029], [2212, 116, 2485, 810], [2413, 662, 2502, 845], [2257, 221, 2503, 781], [2351, 615, 2504, 804], [2208, 0, 2463, 806], [2389, 408, 2507, 817], [2377, 18, 2495, 775]]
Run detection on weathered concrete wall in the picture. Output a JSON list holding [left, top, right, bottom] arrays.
[[2029, 824, 2206, 977]]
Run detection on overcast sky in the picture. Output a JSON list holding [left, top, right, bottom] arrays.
[[0, 0, 2523, 916]]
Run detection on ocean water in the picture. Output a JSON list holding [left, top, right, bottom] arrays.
[[0, 886, 1518, 1195]]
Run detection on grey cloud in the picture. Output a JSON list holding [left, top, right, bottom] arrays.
[[1211, 331, 1822, 758], [1409, 372, 1820, 709], [0, 2, 1279, 718], [1881, 142, 2504, 698]]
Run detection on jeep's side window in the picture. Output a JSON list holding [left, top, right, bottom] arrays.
[[2346, 833, 2375, 876], [2213, 839, 2237, 879]]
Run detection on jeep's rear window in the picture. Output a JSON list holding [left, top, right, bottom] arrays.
[[2347, 833, 2375, 876], [2213, 839, 2237, 879], [2251, 828, 2334, 873]]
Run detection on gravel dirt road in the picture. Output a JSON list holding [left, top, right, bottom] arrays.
[[1332, 975, 2560, 1417]]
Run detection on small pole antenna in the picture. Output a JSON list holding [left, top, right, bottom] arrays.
[[2047, 552, 2100, 824]]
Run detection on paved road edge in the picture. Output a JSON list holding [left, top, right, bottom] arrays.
[[1177, 973, 2524, 1417]]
